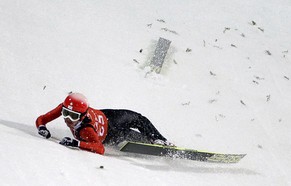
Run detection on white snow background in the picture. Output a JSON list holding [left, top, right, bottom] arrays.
[[0, 0, 291, 185]]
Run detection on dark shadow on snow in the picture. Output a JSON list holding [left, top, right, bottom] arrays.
[[106, 151, 260, 175], [0, 119, 39, 138], [0, 119, 65, 141]]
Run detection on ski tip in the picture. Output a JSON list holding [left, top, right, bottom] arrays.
[[207, 153, 247, 163]]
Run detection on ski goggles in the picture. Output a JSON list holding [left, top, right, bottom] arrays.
[[61, 107, 81, 121]]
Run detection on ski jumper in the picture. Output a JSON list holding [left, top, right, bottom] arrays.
[[36, 106, 167, 155], [36, 103, 107, 154]]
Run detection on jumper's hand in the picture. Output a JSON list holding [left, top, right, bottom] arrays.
[[38, 125, 51, 139], [59, 137, 79, 148]]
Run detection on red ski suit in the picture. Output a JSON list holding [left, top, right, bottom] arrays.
[[36, 104, 108, 155]]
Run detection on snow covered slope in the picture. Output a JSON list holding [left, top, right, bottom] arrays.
[[0, 0, 290, 185]]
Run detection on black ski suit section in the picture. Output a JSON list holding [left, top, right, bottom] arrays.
[[101, 109, 167, 145]]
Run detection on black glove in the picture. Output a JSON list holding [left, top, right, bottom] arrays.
[[38, 125, 51, 139], [59, 137, 79, 148]]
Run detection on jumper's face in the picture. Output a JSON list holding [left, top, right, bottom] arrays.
[[64, 117, 80, 128]]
